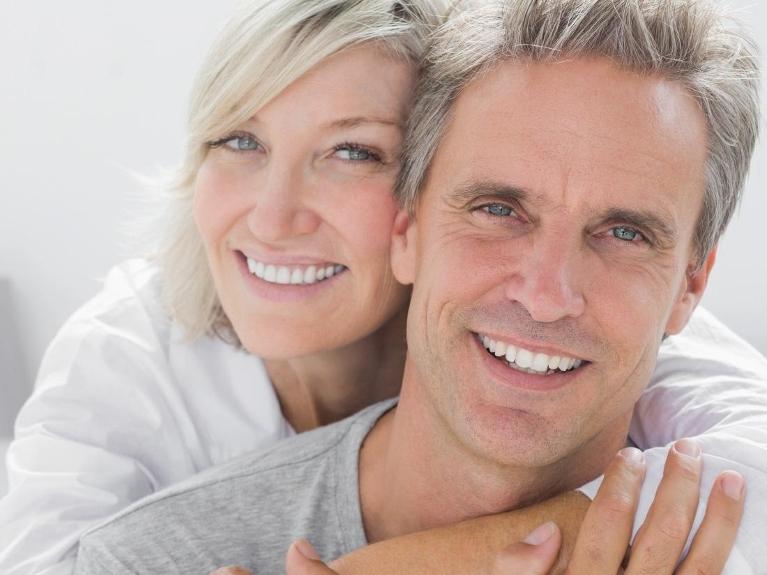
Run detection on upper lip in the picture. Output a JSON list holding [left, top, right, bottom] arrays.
[[236, 249, 341, 267], [474, 331, 587, 362]]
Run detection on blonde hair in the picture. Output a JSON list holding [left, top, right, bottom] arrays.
[[397, 0, 760, 266], [150, 0, 448, 341]]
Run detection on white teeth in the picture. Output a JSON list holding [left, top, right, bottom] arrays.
[[479, 334, 583, 375], [515, 348, 534, 369], [532, 353, 550, 372], [245, 256, 345, 286], [276, 267, 290, 284]]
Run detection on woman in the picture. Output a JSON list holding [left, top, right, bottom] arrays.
[[1, 0, 766, 573]]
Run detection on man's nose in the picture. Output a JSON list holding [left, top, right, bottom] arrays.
[[503, 232, 586, 323], [246, 165, 321, 241]]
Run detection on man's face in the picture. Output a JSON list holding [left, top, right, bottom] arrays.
[[393, 58, 713, 472]]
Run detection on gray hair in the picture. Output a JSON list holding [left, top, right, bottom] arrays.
[[397, 0, 760, 265], [149, 0, 449, 341]]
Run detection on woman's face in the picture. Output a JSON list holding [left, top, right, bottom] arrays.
[[194, 44, 414, 358]]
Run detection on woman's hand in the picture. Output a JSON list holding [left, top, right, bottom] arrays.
[[487, 440, 745, 574]]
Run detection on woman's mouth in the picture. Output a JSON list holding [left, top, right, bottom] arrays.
[[245, 255, 347, 286]]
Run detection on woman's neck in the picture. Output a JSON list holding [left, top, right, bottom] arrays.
[[264, 307, 408, 432]]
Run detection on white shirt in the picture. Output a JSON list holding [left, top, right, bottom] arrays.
[[1, 259, 766, 574]]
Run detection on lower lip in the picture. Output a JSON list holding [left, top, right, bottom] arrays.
[[235, 252, 346, 303], [473, 334, 583, 392]]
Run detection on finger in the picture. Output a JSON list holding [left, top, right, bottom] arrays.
[[285, 539, 340, 575], [625, 438, 702, 575], [210, 567, 252, 575], [567, 447, 646, 572], [492, 522, 561, 575], [677, 471, 745, 575]]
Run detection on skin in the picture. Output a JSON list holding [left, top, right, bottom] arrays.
[[201, 49, 737, 573], [362, 57, 713, 540], [193, 44, 414, 431]]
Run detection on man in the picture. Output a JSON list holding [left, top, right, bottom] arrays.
[[75, 0, 762, 573]]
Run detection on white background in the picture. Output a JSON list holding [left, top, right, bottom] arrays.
[[0, 1, 765, 434]]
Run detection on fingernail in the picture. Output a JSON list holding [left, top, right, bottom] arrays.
[[674, 438, 701, 459], [523, 521, 557, 545], [295, 539, 321, 560], [620, 447, 645, 469], [721, 472, 745, 501]]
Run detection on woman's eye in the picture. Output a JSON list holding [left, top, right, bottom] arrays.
[[208, 133, 262, 153], [333, 144, 381, 162], [481, 203, 515, 217], [611, 226, 644, 243], [223, 134, 261, 152]]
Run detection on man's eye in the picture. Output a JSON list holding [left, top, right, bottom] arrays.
[[611, 226, 643, 242], [482, 203, 515, 217], [333, 144, 381, 162]]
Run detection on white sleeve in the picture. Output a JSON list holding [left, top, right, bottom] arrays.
[[0, 275, 198, 575], [578, 306, 767, 574]]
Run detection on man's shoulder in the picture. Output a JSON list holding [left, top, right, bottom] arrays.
[[75, 399, 395, 574]]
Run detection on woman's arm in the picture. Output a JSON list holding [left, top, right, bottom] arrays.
[[276, 441, 744, 574], [0, 261, 286, 575]]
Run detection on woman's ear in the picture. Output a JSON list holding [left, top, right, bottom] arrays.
[[390, 208, 417, 286], [665, 247, 717, 335]]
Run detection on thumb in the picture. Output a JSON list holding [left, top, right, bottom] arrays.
[[492, 522, 562, 575], [285, 539, 340, 575]]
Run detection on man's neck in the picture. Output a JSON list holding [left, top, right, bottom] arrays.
[[359, 361, 629, 543]]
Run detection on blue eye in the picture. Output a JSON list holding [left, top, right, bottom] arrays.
[[224, 135, 260, 152], [612, 227, 642, 242], [483, 203, 514, 217], [208, 132, 262, 153], [333, 144, 381, 162]]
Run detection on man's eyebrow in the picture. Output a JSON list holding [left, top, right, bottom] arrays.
[[446, 181, 531, 208], [601, 208, 678, 246], [323, 116, 403, 129]]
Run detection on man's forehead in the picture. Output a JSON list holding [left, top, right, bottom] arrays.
[[449, 56, 708, 158], [426, 57, 707, 204]]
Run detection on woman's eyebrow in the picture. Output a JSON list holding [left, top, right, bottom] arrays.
[[323, 116, 403, 129]]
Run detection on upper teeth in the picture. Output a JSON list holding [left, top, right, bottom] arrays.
[[480, 335, 583, 375], [246, 257, 345, 285]]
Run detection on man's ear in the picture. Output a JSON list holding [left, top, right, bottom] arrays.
[[391, 208, 417, 286], [665, 247, 717, 335]]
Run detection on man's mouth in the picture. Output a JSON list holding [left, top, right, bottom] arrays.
[[245, 256, 347, 286], [478, 333, 585, 376]]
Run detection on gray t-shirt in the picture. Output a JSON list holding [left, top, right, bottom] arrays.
[[75, 400, 396, 575]]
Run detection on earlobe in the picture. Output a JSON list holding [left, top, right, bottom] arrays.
[[665, 247, 717, 335], [390, 209, 417, 286]]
